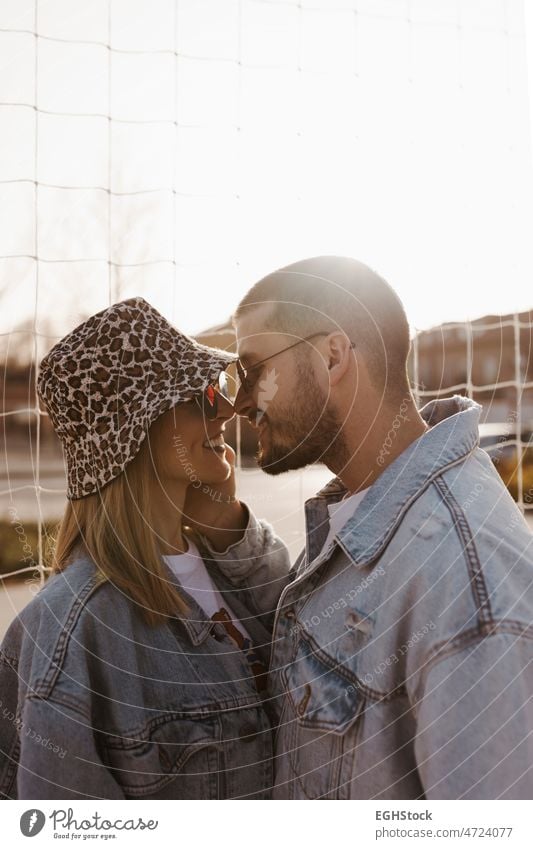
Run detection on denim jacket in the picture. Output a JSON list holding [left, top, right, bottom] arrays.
[[0, 507, 289, 800], [269, 396, 533, 799]]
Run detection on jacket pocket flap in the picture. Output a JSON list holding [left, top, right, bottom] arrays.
[[100, 715, 221, 796], [281, 632, 363, 735]]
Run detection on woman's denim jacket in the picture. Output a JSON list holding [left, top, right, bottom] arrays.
[[0, 508, 290, 800]]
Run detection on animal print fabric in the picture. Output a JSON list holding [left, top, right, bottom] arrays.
[[37, 296, 238, 499]]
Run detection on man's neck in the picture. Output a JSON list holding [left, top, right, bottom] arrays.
[[329, 401, 429, 496]]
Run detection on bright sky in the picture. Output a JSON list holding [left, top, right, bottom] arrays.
[[1, 0, 533, 344]]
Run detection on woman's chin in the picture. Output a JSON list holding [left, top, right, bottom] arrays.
[[199, 450, 231, 481]]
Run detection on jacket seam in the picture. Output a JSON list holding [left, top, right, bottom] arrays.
[[295, 629, 407, 703], [0, 655, 21, 797], [196, 530, 275, 626], [98, 694, 268, 748], [412, 619, 533, 706], [0, 650, 19, 670], [33, 573, 108, 699], [433, 475, 493, 627], [0, 735, 20, 798], [338, 451, 477, 568], [25, 690, 93, 720]]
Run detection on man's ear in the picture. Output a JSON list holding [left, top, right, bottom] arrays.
[[327, 333, 355, 388]]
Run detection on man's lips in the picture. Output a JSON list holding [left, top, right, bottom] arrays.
[[249, 412, 268, 429], [257, 421, 269, 440]]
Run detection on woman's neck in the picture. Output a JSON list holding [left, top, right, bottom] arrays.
[[149, 481, 189, 555]]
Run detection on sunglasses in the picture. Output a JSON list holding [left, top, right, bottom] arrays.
[[236, 332, 355, 394], [194, 371, 233, 420]]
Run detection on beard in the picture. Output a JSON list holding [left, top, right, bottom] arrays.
[[256, 363, 350, 475]]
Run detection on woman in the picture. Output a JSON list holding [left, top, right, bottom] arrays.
[[0, 297, 290, 800]]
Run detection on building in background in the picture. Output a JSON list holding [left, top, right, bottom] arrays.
[[197, 310, 533, 456], [413, 310, 533, 425], [4, 309, 532, 459]]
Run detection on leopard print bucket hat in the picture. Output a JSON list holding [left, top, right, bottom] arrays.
[[37, 296, 238, 500]]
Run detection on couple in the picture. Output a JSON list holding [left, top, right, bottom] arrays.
[[1, 255, 533, 800]]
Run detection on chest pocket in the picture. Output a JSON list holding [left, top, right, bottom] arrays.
[[277, 621, 373, 800], [281, 629, 365, 734], [100, 714, 223, 799]]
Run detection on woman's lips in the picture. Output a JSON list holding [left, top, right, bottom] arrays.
[[202, 432, 226, 454]]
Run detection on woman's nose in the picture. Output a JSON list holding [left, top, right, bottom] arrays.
[[234, 384, 253, 417]]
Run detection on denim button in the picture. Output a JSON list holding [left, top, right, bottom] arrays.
[[211, 622, 227, 641]]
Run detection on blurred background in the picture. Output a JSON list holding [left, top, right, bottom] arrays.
[[2, 0, 533, 637]]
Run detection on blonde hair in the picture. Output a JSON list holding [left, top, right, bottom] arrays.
[[50, 435, 188, 627]]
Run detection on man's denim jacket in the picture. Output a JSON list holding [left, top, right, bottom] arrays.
[[268, 396, 533, 799], [0, 510, 289, 800]]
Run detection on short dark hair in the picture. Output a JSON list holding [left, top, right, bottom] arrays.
[[233, 255, 411, 397]]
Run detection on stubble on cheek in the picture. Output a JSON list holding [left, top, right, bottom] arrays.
[[256, 381, 349, 474], [256, 409, 315, 473]]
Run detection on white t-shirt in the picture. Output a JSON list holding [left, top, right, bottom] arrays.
[[163, 536, 267, 691], [317, 487, 370, 559], [162, 536, 252, 643]]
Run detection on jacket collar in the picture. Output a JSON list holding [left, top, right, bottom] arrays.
[[159, 555, 215, 646], [162, 536, 271, 650], [68, 541, 238, 647], [306, 395, 482, 569]]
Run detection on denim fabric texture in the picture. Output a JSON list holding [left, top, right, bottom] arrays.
[[269, 396, 533, 799], [0, 508, 289, 800]]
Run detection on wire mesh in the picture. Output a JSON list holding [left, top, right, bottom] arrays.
[[0, 0, 532, 587]]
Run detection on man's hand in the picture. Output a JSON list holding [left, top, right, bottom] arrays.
[[182, 444, 249, 552]]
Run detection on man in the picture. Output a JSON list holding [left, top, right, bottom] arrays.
[[232, 255, 533, 799]]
